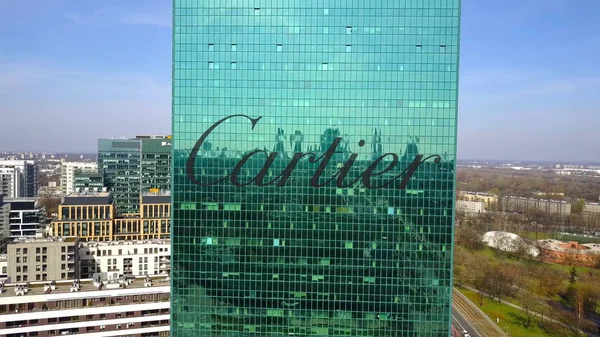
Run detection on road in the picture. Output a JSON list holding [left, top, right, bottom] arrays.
[[452, 306, 481, 337]]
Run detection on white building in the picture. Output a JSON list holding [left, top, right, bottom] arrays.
[[0, 275, 170, 336], [456, 200, 486, 214], [79, 240, 171, 279], [60, 162, 98, 195], [0, 160, 38, 198]]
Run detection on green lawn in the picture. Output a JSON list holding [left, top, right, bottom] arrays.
[[459, 289, 554, 337]]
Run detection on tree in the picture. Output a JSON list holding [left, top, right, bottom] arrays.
[[569, 267, 578, 285], [454, 226, 484, 250], [519, 290, 543, 328], [37, 197, 61, 216], [571, 199, 586, 214]]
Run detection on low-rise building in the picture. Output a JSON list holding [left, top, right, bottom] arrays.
[[0, 274, 170, 337], [456, 200, 486, 214], [537, 239, 600, 267], [584, 203, 600, 214], [79, 239, 170, 279], [501, 196, 571, 215], [7, 236, 79, 282], [458, 191, 498, 209]]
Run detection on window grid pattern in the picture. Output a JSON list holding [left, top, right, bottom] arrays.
[[172, 1, 459, 336]]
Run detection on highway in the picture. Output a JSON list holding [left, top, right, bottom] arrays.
[[452, 306, 481, 337]]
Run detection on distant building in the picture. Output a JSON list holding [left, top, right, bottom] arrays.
[[538, 239, 600, 267], [456, 200, 486, 214], [532, 191, 565, 199], [4, 198, 48, 238], [98, 136, 171, 215], [139, 136, 172, 193], [583, 203, 600, 214], [60, 162, 98, 195], [52, 192, 116, 241], [458, 191, 499, 209], [502, 196, 571, 215], [0, 195, 9, 244], [73, 170, 105, 192], [6, 236, 79, 282], [79, 239, 170, 279], [0, 275, 170, 336], [0, 160, 38, 198], [0, 254, 7, 280]]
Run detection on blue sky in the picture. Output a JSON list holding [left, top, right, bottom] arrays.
[[0, 0, 598, 161]]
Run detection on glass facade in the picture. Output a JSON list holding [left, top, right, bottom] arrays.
[[140, 138, 173, 193], [98, 139, 141, 215], [172, 1, 460, 336]]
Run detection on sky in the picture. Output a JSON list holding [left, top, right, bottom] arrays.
[[0, 0, 598, 161]]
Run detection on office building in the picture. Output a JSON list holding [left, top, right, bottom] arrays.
[[51, 191, 170, 242], [98, 136, 171, 215], [79, 239, 171, 279], [5, 198, 47, 238], [172, 2, 459, 337], [0, 275, 170, 337], [73, 170, 105, 192], [60, 161, 98, 195], [98, 139, 142, 215], [6, 236, 79, 282], [114, 192, 171, 241], [139, 136, 172, 193], [0, 160, 38, 198], [52, 191, 115, 241]]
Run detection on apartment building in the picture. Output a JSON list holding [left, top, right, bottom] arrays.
[[456, 200, 486, 214], [501, 196, 571, 215], [60, 162, 98, 195], [4, 198, 47, 238], [0, 275, 170, 337], [0, 160, 38, 198], [6, 236, 79, 282], [79, 240, 170, 279]]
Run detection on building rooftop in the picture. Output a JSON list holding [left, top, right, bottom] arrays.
[[80, 239, 170, 247], [141, 193, 170, 204], [0, 274, 170, 300], [3, 198, 37, 210], [10, 236, 78, 245], [538, 239, 600, 254], [63, 192, 112, 205]]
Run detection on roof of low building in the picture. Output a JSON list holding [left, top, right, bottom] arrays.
[[63, 192, 112, 205]]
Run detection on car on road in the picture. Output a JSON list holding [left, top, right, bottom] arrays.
[[463, 330, 471, 337]]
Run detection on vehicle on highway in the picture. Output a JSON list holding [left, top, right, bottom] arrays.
[[463, 330, 471, 337]]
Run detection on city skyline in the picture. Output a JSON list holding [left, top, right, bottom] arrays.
[[1, 0, 599, 161]]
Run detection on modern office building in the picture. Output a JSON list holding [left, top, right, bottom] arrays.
[[52, 191, 116, 241], [73, 169, 105, 192], [52, 191, 171, 242], [0, 275, 170, 337], [139, 136, 172, 193], [98, 139, 142, 215], [172, 2, 459, 337], [6, 236, 79, 282], [98, 136, 171, 215], [0, 160, 38, 198], [60, 161, 98, 195], [5, 198, 47, 238]]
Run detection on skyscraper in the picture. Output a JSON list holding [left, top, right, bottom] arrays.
[[0, 160, 38, 198], [172, 1, 460, 336]]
